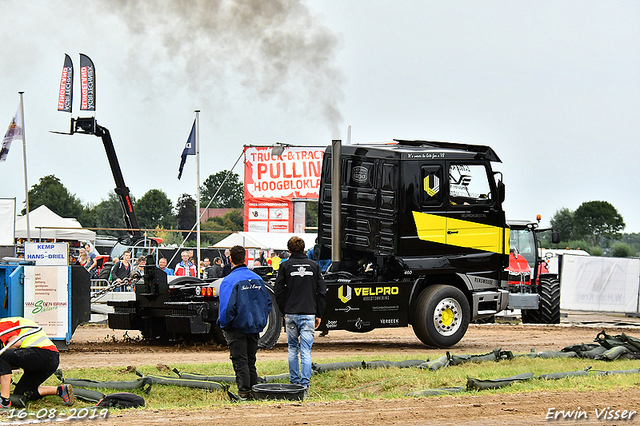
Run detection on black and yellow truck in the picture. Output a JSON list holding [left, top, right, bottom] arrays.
[[316, 140, 510, 348], [109, 139, 509, 349]]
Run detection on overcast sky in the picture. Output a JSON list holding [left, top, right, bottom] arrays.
[[1, 1, 639, 233]]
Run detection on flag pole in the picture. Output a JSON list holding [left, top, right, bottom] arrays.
[[19, 92, 30, 242], [195, 110, 201, 272]]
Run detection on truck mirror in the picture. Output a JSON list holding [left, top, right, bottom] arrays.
[[551, 231, 560, 244], [497, 181, 506, 204]]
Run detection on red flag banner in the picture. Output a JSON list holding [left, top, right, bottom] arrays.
[[79, 54, 95, 111], [57, 54, 73, 113]]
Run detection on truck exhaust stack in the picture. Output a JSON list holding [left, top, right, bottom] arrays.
[[331, 139, 341, 271]]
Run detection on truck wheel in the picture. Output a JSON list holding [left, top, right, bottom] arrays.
[[521, 278, 560, 324], [412, 285, 470, 348], [258, 290, 282, 349]]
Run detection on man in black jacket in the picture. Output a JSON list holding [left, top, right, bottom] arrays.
[[275, 236, 326, 396]]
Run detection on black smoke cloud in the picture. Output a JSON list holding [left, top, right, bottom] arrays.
[[100, 0, 344, 135]]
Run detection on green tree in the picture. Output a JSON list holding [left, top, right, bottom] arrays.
[[622, 233, 640, 255], [611, 242, 636, 258], [573, 201, 625, 247], [200, 171, 244, 208], [176, 193, 196, 241], [305, 201, 318, 230], [550, 207, 575, 242], [201, 209, 243, 245], [135, 189, 175, 230], [25, 174, 93, 226], [94, 191, 128, 237], [589, 246, 604, 256]]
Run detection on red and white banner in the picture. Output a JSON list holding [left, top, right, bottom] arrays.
[[79, 54, 95, 111], [244, 146, 325, 232], [57, 54, 73, 113]]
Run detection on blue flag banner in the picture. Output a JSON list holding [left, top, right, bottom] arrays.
[[178, 119, 196, 179]]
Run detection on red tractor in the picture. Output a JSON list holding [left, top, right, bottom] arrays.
[[506, 216, 561, 324]]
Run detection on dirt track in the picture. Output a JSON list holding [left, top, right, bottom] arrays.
[[48, 312, 640, 425]]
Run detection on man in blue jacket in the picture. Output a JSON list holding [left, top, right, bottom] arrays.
[[218, 245, 272, 399]]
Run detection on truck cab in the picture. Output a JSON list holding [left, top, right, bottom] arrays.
[[318, 140, 509, 347]]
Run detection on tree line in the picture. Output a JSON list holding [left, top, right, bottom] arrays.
[[549, 200, 638, 257], [23, 171, 245, 246]]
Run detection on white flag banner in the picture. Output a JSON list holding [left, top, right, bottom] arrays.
[[1, 105, 22, 162]]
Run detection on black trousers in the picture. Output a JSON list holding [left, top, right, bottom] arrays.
[[224, 329, 259, 394], [0, 347, 59, 400]]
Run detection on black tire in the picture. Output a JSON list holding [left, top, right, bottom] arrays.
[[412, 285, 470, 348], [521, 277, 560, 324], [258, 289, 282, 349]]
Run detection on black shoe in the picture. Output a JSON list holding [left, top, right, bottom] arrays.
[[238, 391, 252, 400], [9, 395, 26, 408]]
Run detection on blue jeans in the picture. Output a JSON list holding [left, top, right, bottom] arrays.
[[285, 314, 316, 387]]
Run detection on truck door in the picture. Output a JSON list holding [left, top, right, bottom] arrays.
[[445, 162, 507, 279]]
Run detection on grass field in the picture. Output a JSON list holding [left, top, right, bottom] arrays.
[[8, 352, 640, 412]]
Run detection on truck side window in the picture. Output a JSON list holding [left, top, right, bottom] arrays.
[[449, 164, 492, 206], [421, 165, 443, 207]]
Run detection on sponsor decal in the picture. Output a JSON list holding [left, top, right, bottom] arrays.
[[407, 152, 445, 159], [338, 285, 352, 303], [347, 317, 371, 330], [79, 54, 96, 111], [372, 305, 400, 312], [379, 318, 400, 325], [470, 276, 496, 286], [353, 287, 399, 297], [351, 166, 368, 184], [27, 299, 68, 315], [424, 173, 440, 197], [334, 305, 359, 313], [291, 266, 313, 278], [338, 286, 399, 303], [326, 320, 338, 329]]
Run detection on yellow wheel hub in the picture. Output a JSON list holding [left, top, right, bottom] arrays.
[[441, 308, 455, 326]]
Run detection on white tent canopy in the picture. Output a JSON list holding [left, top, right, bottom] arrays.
[[212, 232, 317, 252], [14, 205, 96, 242]]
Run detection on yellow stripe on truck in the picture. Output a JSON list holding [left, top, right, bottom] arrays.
[[412, 211, 509, 255]]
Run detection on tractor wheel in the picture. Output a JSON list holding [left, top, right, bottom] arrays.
[[258, 289, 282, 349], [412, 285, 470, 348], [521, 278, 560, 324]]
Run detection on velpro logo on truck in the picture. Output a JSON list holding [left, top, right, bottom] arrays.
[[338, 285, 399, 304]]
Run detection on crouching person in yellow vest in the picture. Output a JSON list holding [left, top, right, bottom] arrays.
[[0, 317, 74, 409]]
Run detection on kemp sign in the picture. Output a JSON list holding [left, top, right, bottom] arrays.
[[244, 146, 324, 233]]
